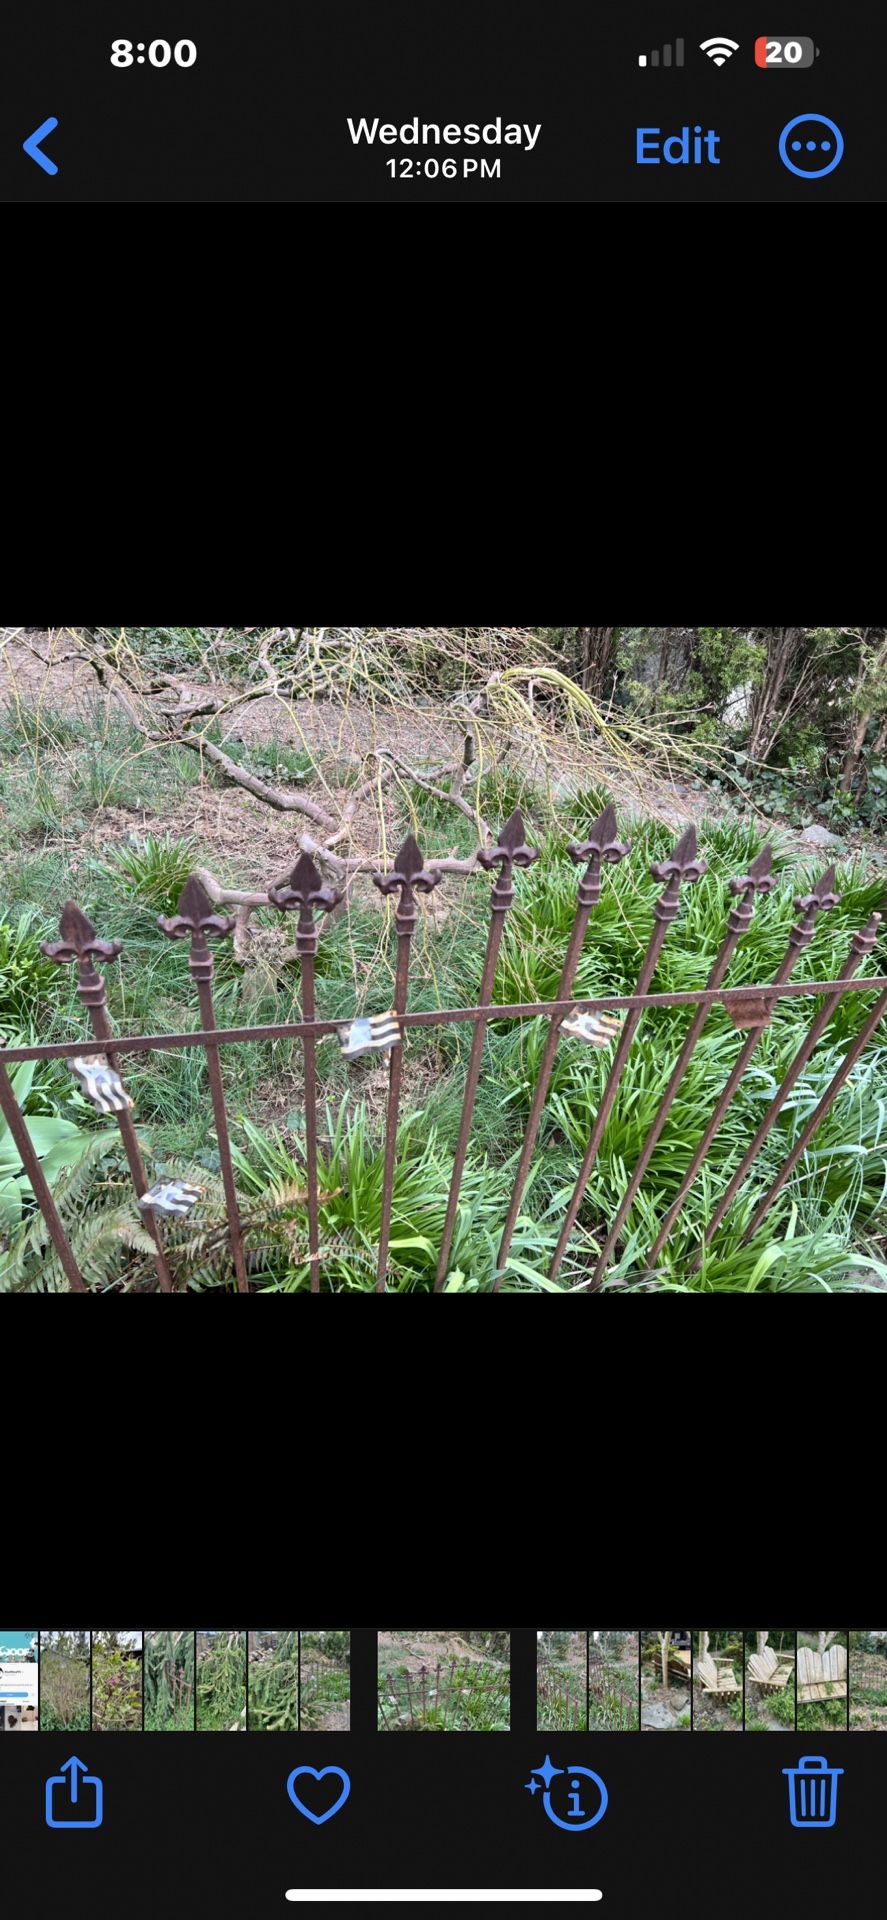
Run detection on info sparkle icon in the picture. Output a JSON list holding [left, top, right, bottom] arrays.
[[524, 1755, 609, 1831]]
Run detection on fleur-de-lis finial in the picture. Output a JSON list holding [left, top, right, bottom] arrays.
[[567, 801, 631, 907], [268, 852, 343, 955], [42, 901, 123, 1009], [372, 832, 441, 932], [789, 864, 841, 947], [158, 875, 236, 979], [476, 809, 539, 912], [727, 843, 776, 935], [851, 910, 881, 957], [650, 825, 708, 923]]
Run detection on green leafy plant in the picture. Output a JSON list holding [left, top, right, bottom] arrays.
[[91, 1633, 142, 1731], [196, 1631, 247, 1731], [38, 1631, 90, 1732], [0, 913, 59, 1026], [100, 834, 203, 913], [145, 1630, 195, 1731], [247, 1632, 299, 1732], [0, 1060, 115, 1235]]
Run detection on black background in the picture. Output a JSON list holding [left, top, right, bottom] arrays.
[[2, 1628, 877, 1917], [2, 0, 884, 199]]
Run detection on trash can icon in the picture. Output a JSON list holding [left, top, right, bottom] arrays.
[[782, 1755, 843, 1828]]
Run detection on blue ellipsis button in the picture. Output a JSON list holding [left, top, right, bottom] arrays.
[[778, 114, 843, 176]]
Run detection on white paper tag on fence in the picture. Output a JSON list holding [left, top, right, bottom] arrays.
[[69, 1054, 135, 1113], [561, 1009, 623, 1047], [139, 1181, 202, 1217], [338, 1013, 401, 1059]]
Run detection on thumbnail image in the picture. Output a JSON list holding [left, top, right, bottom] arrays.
[[196, 1631, 247, 1731], [0, 1630, 38, 1731], [248, 1631, 299, 1732], [691, 1630, 743, 1732], [91, 1631, 143, 1731], [300, 1630, 351, 1731], [589, 1630, 639, 1731], [850, 1631, 887, 1730], [797, 1629, 848, 1734], [640, 1630, 691, 1730], [537, 1630, 587, 1731], [145, 1631, 195, 1731], [39, 1631, 90, 1732], [743, 1630, 795, 1730], [378, 1630, 510, 1731]]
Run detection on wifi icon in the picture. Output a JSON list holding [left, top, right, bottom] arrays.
[[700, 35, 739, 63]]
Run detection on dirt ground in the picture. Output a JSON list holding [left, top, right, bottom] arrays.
[[378, 1632, 505, 1673], [850, 1649, 887, 1728], [0, 630, 718, 838]]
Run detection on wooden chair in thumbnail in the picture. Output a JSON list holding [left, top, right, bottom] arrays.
[[747, 1643, 795, 1690], [796, 1642, 847, 1703]]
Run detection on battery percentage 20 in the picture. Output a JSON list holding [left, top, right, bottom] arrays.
[[754, 36, 820, 66]]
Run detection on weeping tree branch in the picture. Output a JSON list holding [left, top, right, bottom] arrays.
[[6, 627, 536, 969]]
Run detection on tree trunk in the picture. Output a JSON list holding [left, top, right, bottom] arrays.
[[757, 1630, 768, 1656], [699, 1630, 710, 1664], [841, 710, 871, 791], [575, 628, 614, 697], [748, 628, 798, 761], [659, 1630, 670, 1690], [817, 1630, 837, 1654]]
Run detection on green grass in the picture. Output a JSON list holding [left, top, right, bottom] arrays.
[[196, 1633, 247, 1731], [379, 1657, 509, 1731], [2, 725, 887, 1290]]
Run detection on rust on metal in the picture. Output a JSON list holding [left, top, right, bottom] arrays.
[[5, 848, 886, 1299], [268, 851, 342, 1291], [584, 843, 776, 1291], [645, 863, 841, 1270], [698, 910, 882, 1253], [493, 800, 630, 1289], [372, 832, 441, 1291], [435, 809, 538, 1291], [0, 1058, 87, 1291], [6, 973, 887, 1066], [159, 875, 249, 1292], [42, 900, 175, 1293], [726, 993, 775, 1029], [743, 983, 887, 1242], [547, 823, 708, 1286]]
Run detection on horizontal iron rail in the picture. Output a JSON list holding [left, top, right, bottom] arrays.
[[3, 974, 887, 1062]]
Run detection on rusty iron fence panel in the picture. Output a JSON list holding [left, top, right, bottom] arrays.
[[2, 806, 886, 1292]]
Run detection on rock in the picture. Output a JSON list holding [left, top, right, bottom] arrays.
[[800, 824, 843, 848]]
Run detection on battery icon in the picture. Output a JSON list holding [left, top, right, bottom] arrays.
[[755, 35, 819, 65]]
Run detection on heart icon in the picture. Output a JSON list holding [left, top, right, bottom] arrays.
[[286, 1765, 351, 1826]]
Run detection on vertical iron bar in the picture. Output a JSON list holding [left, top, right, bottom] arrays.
[[0, 1058, 87, 1290], [435, 809, 538, 1292], [301, 955, 320, 1286], [588, 844, 775, 1288], [373, 833, 441, 1291], [159, 876, 249, 1292], [742, 984, 887, 1242], [699, 911, 881, 1250], [494, 801, 631, 1289], [269, 854, 342, 1292], [646, 864, 840, 1267], [548, 825, 708, 1284], [42, 900, 174, 1292]]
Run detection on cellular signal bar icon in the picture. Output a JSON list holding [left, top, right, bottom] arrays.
[[639, 38, 684, 65]]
